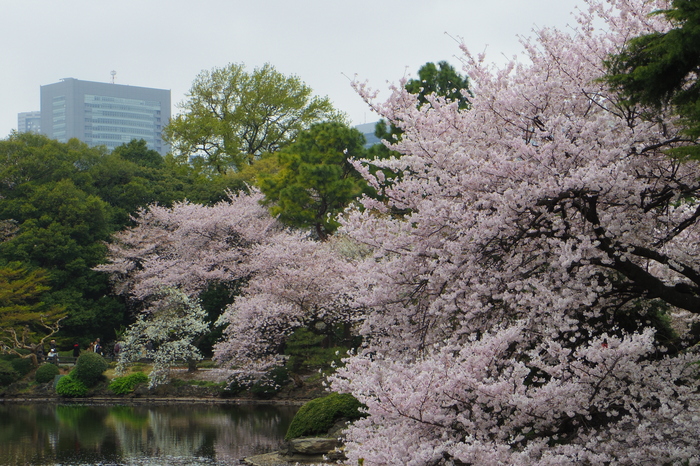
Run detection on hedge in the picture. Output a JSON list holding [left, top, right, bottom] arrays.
[[285, 392, 365, 440]]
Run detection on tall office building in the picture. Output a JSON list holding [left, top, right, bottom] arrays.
[[17, 111, 42, 133], [40, 78, 171, 155]]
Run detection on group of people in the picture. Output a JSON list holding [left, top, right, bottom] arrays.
[[37, 337, 105, 365], [85, 338, 103, 355]]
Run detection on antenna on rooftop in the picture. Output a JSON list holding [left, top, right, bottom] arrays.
[[110, 70, 116, 84]]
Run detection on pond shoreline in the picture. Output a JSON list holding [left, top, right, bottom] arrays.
[[0, 396, 307, 405], [0, 366, 325, 405]]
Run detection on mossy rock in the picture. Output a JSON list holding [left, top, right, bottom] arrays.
[[285, 392, 365, 440]]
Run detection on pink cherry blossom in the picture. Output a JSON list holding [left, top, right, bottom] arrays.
[[326, 0, 700, 463]]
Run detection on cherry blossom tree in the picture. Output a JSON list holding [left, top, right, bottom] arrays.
[[97, 189, 280, 301], [98, 189, 284, 378], [318, 0, 700, 463], [213, 233, 362, 375]]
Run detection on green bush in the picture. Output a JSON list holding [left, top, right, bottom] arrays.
[[0, 360, 20, 386], [251, 366, 290, 399], [56, 375, 88, 397], [285, 392, 365, 440], [109, 372, 149, 395], [0, 354, 33, 377], [35, 363, 60, 383], [71, 352, 108, 387], [10, 356, 33, 376]]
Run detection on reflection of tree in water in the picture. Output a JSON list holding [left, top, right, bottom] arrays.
[[0, 404, 57, 465], [109, 406, 206, 458], [0, 402, 296, 465], [56, 405, 109, 447], [110, 404, 297, 462], [0, 404, 112, 465], [212, 404, 297, 462]]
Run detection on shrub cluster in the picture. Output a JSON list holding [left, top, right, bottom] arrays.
[[35, 363, 60, 384], [9, 356, 33, 377], [0, 360, 19, 386], [0, 354, 33, 380], [109, 372, 149, 395], [285, 392, 365, 440], [56, 376, 88, 397], [71, 352, 108, 387]]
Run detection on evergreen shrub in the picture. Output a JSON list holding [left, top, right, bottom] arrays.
[[10, 356, 33, 376], [56, 376, 88, 397], [0, 360, 19, 386], [109, 372, 149, 395], [285, 392, 365, 440], [71, 352, 108, 387], [35, 363, 60, 383]]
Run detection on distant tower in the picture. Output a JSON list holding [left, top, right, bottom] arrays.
[[110, 70, 116, 84], [40, 77, 171, 155]]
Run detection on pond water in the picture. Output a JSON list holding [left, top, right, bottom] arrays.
[[0, 402, 298, 466]]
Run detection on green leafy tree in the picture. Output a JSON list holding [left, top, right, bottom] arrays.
[[0, 263, 66, 366], [89, 139, 238, 226], [604, 0, 700, 157], [0, 179, 121, 338], [165, 63, 341, 174], [0, 133, 125, 342], [405, 60, 472, 110], [98, 139, 244, 218], [111, 138, 164, 169], [258, 122, 369, 240]]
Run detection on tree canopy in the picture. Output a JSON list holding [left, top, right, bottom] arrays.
[[164, 63, 341, 174], [0, 132, 245, 345], [0, 263, 65, 350], [257, 121, 370, 240]]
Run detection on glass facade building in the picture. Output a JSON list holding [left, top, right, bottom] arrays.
[[17, 111, 42, 133], [40, 78, 171, 156]]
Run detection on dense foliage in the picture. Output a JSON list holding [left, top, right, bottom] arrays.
[[0, 359, 19, 386], [0, 262, 65, 356], [0, 132, 246, 347], [55, 375, 88, 397], [108, 372, 149, 395], [34, 363, 60, 384], [164, 63, 341, 173], [71, 351, 108, 387], [6, 355, 32, 377], [258, 121, 371, 239]]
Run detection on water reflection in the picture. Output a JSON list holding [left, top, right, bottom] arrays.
[[0, 402, 297, 465]]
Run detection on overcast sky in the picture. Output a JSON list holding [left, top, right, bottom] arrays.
[[1, 0, 585, 139]]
